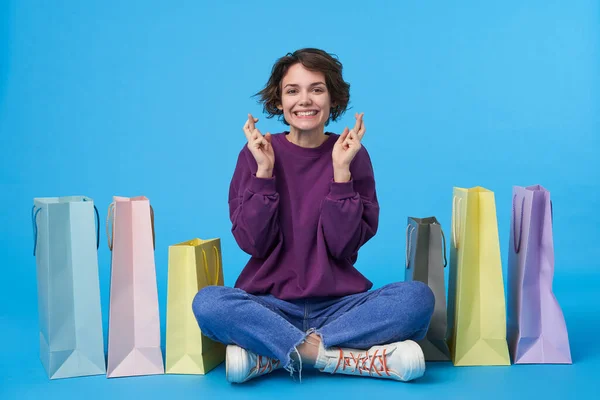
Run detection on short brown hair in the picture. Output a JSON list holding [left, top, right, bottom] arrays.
[[254, 48, 351, 126]]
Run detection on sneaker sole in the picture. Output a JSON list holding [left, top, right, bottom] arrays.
[[226, 345, 248, 383], [400, 340, 425, 382]]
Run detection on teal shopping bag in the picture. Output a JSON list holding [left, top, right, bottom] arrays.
[[32, 196, 106, 379]]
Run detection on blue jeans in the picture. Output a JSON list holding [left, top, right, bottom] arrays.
[[192, 281, 435, 374]]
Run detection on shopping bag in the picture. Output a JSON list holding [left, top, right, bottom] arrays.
[[32, 196, 105, 379], [405, 216, 450, 361], [447, 187, 510, 366], [507, 185, 572, 364], [106, 196, 164, 377], [165, 238, 226, 374]]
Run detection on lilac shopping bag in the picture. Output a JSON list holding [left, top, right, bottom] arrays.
[[106, 196, 165, 377], [507, 185, 572, 364]]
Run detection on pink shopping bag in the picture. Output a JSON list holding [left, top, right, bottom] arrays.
[[106, 196, 164, 377]]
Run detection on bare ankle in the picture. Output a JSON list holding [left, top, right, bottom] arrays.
[[297, 333, 322, 367]]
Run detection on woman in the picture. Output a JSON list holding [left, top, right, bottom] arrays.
[[193, 48, 434, 383]]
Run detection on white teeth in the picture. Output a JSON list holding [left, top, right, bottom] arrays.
[[295, 111, 317, 116]]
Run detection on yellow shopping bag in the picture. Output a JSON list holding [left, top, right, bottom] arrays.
[[165, 238, 226, 374], [447, 187, 510, 366]]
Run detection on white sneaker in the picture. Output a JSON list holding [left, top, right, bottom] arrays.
[[225, 344, 282, 383], [315, 340, 425, 382]]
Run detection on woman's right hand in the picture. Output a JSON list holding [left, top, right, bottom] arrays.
[[243, 113, 275, 178]]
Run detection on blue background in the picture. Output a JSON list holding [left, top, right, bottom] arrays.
[[1, 0, 598, 399]]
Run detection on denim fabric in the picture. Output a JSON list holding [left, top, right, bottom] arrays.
[[192, 281, 435, 372]]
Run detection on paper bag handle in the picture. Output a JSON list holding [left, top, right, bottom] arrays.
[[106, 203, 115, 251], [32, 206, 41, 256], [512, 195, 525, 253], [437, 223, 448, 268], [151, 206, 155, 250], [201, 245, 221, 286], [94, 205, 100, 250], [452, 196, 462, 248], [32, 204, 100, 256], [106, 202, 155, 251], [405, 224, 416, 268], [405, 222, 447, 269]]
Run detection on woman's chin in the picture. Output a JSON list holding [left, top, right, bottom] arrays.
[[290, 121, 325, 133]]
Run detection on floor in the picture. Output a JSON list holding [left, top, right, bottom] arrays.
[[2, 273, 597, 400]]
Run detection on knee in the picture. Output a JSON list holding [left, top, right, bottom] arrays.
[[191, 286, 230, 326], [407, 281, 435, 319], [384, 281, 435, 321]]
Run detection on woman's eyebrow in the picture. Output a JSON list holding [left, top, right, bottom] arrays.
[[283, 81, 326, 89]]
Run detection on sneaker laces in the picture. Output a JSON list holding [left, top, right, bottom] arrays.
[[251, 355, 281, 375], [333, 348, 391, 377]]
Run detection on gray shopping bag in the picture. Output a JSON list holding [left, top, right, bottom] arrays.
[[405, 216, 450, 361]]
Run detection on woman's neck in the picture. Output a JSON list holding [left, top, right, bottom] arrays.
[[286, 126, 328, 148]]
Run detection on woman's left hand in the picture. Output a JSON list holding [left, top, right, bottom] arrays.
[[332, 112, 366, 182]]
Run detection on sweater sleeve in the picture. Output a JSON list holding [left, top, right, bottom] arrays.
[[228, 148, 281, 258], [320, 147, 380, 260]]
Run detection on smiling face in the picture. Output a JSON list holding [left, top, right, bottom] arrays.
[[277, 63, 332, 133]]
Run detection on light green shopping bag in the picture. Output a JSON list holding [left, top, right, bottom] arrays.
[[165, 238, 225, 374], [447, 187, 510, 366]]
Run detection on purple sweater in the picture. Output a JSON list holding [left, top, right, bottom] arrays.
[[229, 132, 380, 300]]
